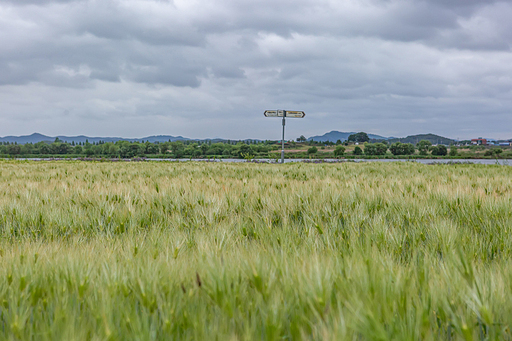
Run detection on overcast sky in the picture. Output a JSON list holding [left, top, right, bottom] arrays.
[[1, 0, 511, 140]]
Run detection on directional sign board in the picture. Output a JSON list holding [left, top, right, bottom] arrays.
[[264, 110, 305, 118], [284, 111, 305, 118], [264, 109, 305, 163]]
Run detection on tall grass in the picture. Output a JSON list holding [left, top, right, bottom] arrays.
[[0, 161, 512, 340]]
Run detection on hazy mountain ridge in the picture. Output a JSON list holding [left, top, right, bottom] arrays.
[[2, 132, 505, 145], [385, 134, 456, 145], [309, 131, 463, 144], [308, 131, 390, 142], [0, 133, 260, 144]]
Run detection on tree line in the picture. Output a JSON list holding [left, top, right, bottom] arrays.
[[347, 140, 451, 156], [309, 140, 452, 157], [0, 139, 275, 158], [0, 135, 469, 158]]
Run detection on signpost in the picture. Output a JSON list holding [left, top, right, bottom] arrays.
[[264, 110, 305, 164]]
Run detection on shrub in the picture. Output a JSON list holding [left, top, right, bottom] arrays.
[[416, 140, 432, 155], [449, 146, 458, 157], [389, 142, 415, 155], [484, 148, 502, 157], [431, 145, 448, 156], [364, 143, 387, 156], [334, 145, 345, 157]]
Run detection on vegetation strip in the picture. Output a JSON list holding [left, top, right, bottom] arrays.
[[0, 161, 511, 339]]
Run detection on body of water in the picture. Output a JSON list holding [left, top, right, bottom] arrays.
[[7, 158, 510, 165]]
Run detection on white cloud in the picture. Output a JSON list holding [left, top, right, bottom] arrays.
[[0, 0, 511, 139]]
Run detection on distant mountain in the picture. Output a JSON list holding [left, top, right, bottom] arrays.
[[308, 131, 388, 142], [0, 133, 53, 144], [0, 133, 190, 144], [0, 133, 261, 144], [386, 133, 456, 145]]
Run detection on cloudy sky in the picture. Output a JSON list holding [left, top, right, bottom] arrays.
[[1, 0, 511, 140]]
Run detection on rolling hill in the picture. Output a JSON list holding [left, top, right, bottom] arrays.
[[385, 133, 456, 145], [0, 133, 261, 144], [308, 131, 389, 142]]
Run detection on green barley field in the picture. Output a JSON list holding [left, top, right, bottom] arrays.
[[1, 160, 512, 340]]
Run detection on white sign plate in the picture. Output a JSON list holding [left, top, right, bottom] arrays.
[[263, 110, 305, 118], [285, 111, 306, 118]]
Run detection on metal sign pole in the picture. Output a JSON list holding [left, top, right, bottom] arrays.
[[281, 111, 286, 164], [263, 110, 304, 164]]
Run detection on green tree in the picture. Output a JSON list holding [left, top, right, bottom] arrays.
[[449, 146, 458, 157], [484, 148, 503, 157], [103, 143, 119, 157], [117, 141, 131, 158], [353, 146, 363, 155], [184, 143, 199, 157], [236, 143, 251, 158], [21, 143, 34, 155], [296, 135, 307, 142], [144, 141, 159, 155], [170, 142, 185, 158], [307, 146, 318, 155], [39, 143, 50, 155], [206, 143, 225, 156], [348, 132, 370, 143], [6, 144, 21, 155], [159, 142, 171, 154], [92, 144, 103, 156], [200, 143, 209, 155], [364, 143, 387, 156], [334, 145, 345, 157], [84, 141, 94, 156], [416, 140, 432, 156], [389, 142, 415, 155], [431, 145, 447, 156], [50, 142, 61, 154]]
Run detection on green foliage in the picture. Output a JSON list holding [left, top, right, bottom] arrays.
[[416, 140, 432, 155], [353, 146, 363, 155], [431, 145, 448, 156], [485, 148, 503, 157], [39, 143, 50, 155], [334, 145, 345, 157], [388, 133, 455, 145], [348, 132, 370, 143], [6, 144, 21, 155], [170, 141, 185, 158], [449, 146, 458, 157], [307, 146, 318, 155], [389, 142, 415, 155], [237, 143, 252, 158], [364, 142, 388, 156], [0, 140, 276, 159], [21, 143, 34, 154]]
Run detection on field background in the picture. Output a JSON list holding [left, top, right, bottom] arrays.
[[1, 161, 512, 340]]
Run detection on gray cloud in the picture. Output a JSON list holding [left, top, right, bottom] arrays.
[[0, 0, 511, 139]]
